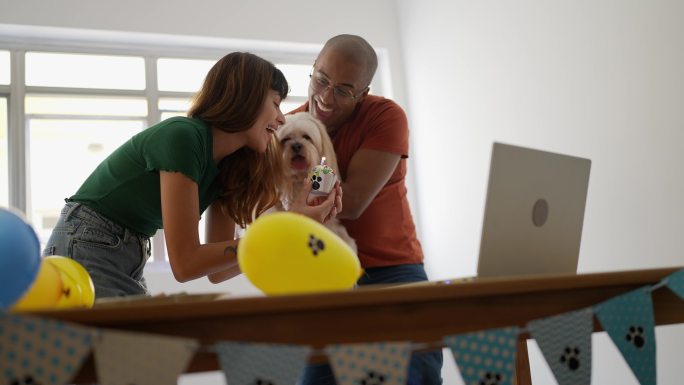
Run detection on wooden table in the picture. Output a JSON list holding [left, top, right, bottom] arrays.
[[31, 267, 684, 384]]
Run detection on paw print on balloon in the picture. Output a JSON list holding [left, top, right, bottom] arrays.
[[9, 374, 42, 385], [251, 378, 275, 385], [559, 346, 581, 371], [359, 370, 387, 385], [625, 325, 646, 348], [478, 371, 503, 385], [307, 234, 325, 256], [311, 174, 323, 191]]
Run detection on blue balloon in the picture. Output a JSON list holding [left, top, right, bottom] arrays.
[[0, 208, 41, 309]]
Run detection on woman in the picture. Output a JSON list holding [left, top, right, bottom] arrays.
[[43, 52, 340, 298]]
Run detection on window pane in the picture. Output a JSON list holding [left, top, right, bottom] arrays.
[[26, 52, 145, 90], [0, 51, 9, 85], [0, 98, 7, 207], [26, 95, 147, 117], [28, 118, 144, 244], [281, 99, 305, 115], [159, 97, 191, 121], [277, 64, 311, 97], [157, 58, 214, 92], [159, 97, 191, 112]]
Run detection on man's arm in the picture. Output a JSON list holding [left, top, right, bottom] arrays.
[[337, 148, 401, 220]]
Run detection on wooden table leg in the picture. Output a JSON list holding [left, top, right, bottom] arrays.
[[515, 336, 533, 385]]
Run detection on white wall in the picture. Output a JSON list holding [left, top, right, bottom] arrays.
[[396, 0, 684, 278], [396, 1, 684, 384]]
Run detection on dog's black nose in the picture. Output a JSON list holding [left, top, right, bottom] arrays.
[[291, 142, 303, 153]]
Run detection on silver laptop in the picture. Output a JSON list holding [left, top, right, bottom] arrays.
[[476, 142, 591, 278]]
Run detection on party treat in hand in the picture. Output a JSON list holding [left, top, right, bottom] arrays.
[[308, 157, 337, 199]]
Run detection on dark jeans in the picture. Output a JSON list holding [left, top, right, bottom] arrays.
[[299, 264, 444, 385]]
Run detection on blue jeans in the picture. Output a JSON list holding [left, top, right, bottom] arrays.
[[42, 202, 150, 299], [299, 264, 444, 385]]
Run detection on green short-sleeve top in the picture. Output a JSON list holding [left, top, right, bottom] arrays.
[[69, 117, 221, 236]]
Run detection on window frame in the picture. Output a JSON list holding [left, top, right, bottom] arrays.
[[0, 26, 388, 266]]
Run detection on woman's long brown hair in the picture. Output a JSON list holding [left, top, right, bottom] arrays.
[[188, 52, 289, 227]]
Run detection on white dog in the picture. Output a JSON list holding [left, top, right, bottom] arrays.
[[276, 112, 357, 254]]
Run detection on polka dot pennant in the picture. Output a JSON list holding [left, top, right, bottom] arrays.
[[93, 329, 198, 385], [528, 308, 593, 385], [215, 342, 311, 385], [594, 287, 656, 385], [0, 312, 96, 385], [443, 327, 518, 385], [325, 341, 412, 385], [665, 268, 684, 300]]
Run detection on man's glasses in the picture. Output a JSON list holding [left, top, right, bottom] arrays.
[[309, 69, 368, 103]]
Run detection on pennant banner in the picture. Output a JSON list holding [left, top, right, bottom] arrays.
[[215, 341, 311, 385], [665, 268, 684, 300], [528, 308, 593, 385], [595, 287, 657, 385], [326, 341, 413, 385], [0, 312, 95, 385], [443, 327, 518, 385], [93, 329, 197, 385]]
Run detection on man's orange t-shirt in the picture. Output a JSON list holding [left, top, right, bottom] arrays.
[[291, 95, 423, 268]]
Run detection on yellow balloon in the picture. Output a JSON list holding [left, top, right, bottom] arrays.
[[11, 258, 63, 311], [238, 212, 361, 295], [44, 255, 95, 308]]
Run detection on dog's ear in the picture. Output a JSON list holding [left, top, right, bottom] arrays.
[[276, 116, 293, 140], [313, 116, 340, 176]]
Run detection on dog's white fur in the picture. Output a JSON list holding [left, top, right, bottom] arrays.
[[276, 112, 357, 253]]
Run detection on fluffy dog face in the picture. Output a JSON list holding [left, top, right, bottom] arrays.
[[277, 112, 338, 182]]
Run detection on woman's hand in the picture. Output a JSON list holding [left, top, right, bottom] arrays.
[[289, 179, 341, 223]]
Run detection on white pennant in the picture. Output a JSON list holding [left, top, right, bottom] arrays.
[[94, 329, 198, 385]]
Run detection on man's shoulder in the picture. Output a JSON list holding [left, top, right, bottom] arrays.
[[360, 95, 407, 121], [364, 94, 401, 109]]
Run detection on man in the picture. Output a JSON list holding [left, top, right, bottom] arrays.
[[291, 34, 443, 385]]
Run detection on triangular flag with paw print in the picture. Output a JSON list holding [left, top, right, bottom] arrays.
[[528, 308, 593, 385], [595, 287, 656, 385], [0, 312, 96, 385], [94, 329, 198, 385], [326, 341, 413, 385], [215, 341, 311, 385], [665, 268, 684, 300], [443, 327, 518, 385]]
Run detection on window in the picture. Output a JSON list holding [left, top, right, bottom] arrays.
[[1, 50, 8, 207], [2, 29, 388, 266], [0, 97, 7, 207], [25, 52, 145, 90], [159, 97, 191, 120], [157, 58, 214, 92], [276, 63, 310, 113], [26, 95, 147, 240], [0, 51, 9, 85], [5, 50, 320, 263]]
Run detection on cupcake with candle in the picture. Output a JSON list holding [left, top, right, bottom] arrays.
[[308, 156, 337, 200]]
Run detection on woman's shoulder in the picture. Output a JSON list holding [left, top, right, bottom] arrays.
[[146, 117, 209, 138], [157, 116, 207, 130]]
